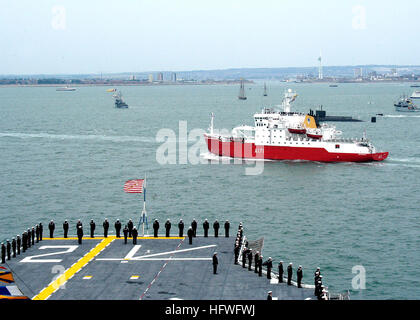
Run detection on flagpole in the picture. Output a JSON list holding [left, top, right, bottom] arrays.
[[141, 174, 147, 237]]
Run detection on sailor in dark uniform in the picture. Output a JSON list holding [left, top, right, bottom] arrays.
[[297, 265, 303, 288], [165, 219, 171, 237], [247, 249, 253, 271], [212, 252, 218, 274], [76, 219, 83, 230], [1, 243, 5, 263], [103, 218, 109, 238], [12, 238, 16, 258], [178, 219, 184, 237], [203, 219, 209, 237], [191, 219, 197, 237], [115, 219, 122, 238], [77, 226, 83, 244], [254, 251, 260, 273], [224, 220, 230, 237], [234, 245, 240, 265], [39, 222, 43, 241], [6, 240, 11, 260], [267, 291, 272, 300], [22, 232, 27, 252], [287, 263, 293, 285], [242, 247, 248, 268], [263, 257, 273, 279], [123, 225, 128, 244], [153, 219, 159, 237], [315, 275, 323, 297], [187, 227, 193, 245], [27, 228, 31, 248], [35, 224, 40, 242], [314, 267, 321, 280], [213, 220, 220, 237], [278, 261, 284, 283], [132, 227, 138, 244], [16, 235, 21, 255], [258, 255, 263, 277], [90, 219, 95, 238], [63, 220, 69, 238], [31, 227, 35, 245], [127, 219, 134, 237], [48, 220, 55, 238]]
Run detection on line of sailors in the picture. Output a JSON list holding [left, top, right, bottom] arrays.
[[1, 223, 45, 263], [314, 267, 329, 300], [1, 218, 233, 260], [153, 218, 230, 239], [233, 229, 327, 299]]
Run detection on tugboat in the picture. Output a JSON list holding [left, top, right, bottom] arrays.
[[204, 89, 388, 162], [113, 90, 128, 108], [394, 96, 420, 112], [238, 80, 247, 100]]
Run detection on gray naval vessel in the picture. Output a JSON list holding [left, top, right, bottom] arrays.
[[1, 221, 347, 300]]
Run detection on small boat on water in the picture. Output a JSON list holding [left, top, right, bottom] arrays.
[[106, 88, 116, 92], [113, 90, 128, 108], [394, 96, 420, 112], [238, 80, 247, 100], [263, 83, 268, 96], [56, 86, 76, 91], [410, 91, 420, 100], [329, 84, 338, 87]]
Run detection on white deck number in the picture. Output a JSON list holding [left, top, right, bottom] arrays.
[[20, 245, 78, 263]]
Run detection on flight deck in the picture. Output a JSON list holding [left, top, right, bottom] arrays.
[[2, 234, 317, 300]]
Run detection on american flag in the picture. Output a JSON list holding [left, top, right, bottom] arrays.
[[123, 179, 144, 193]]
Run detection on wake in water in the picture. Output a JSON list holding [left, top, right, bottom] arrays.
[[382, 115, 420, 118], [0, 132, 155, 143], [386, 157, 420, 168]]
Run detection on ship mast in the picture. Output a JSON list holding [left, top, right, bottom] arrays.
[[282, 89, 297, 113], [209, 112, 214, 135]]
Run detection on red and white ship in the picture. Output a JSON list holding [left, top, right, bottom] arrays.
[[204, 89, 388, 162]]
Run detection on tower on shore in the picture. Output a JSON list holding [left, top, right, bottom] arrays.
[[318, 52, 323, 80]]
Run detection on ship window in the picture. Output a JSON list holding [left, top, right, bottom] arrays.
[[335, 144, 340, 149]]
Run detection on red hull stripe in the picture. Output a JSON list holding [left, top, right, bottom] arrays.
[[205, 136, 388, 162]]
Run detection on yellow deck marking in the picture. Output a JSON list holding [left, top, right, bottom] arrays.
[[32, 237, 114, 300], [43, 236, 184, 240]]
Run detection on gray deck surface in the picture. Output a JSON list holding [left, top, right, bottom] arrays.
[[5, 235, 315, 300]]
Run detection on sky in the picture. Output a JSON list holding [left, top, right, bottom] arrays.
[[1, 0, 419, 75]]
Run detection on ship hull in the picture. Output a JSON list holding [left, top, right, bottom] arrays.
[[204, 135, 388, 162]]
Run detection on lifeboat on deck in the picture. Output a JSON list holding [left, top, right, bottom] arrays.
[[307, 133, 322, 139], [288, 126, 306, 134], [306, 128, 323, 139]]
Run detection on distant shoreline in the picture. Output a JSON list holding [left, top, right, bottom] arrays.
[[1, 79, 419, 88], [0, 80, 256, 88]]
